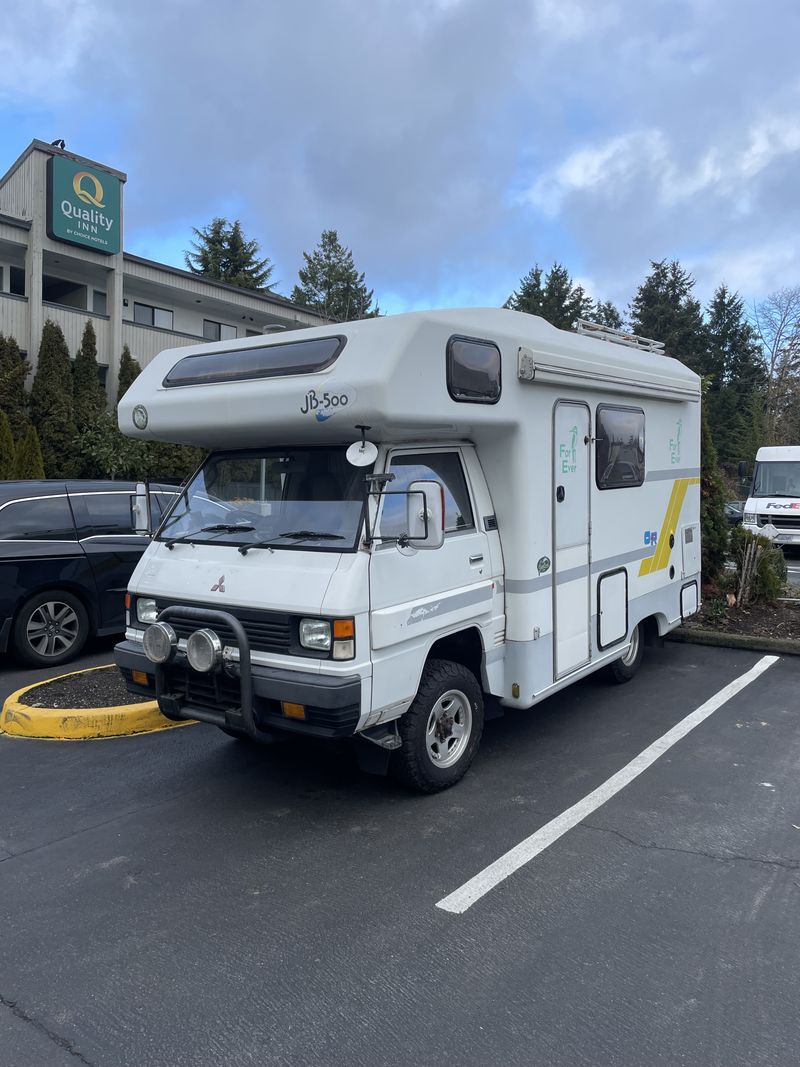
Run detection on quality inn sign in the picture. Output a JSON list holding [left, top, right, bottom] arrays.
[[46, 155, 121, 255]]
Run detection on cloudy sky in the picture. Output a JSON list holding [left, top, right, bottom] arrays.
[[1, 0, 798, 315]]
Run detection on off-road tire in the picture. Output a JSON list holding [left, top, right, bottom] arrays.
[[608, 621, 644, 683], [391, 659, 484, 793], [12, 590, 90, 667]]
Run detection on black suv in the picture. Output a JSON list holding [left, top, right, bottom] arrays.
[[0, 481, 177, 666]]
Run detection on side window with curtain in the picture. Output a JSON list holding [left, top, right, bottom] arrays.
[[379, 452, 474, 539], [596, 405, 645, 489]]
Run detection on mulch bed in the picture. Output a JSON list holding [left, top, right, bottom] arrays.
[[18, 666, 143, 710], [681, 597, 800, 642]]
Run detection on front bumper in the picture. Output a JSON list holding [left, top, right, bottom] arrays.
[[116, 639, 361, 739]]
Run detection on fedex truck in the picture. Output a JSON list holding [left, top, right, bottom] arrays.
[[742, 445, 800, 546], [115, 309, 701, 792]]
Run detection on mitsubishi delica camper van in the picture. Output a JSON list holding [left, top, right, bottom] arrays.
[[115, 309, 701, 792]]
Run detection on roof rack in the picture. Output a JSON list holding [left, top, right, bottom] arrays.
[[576, 319, 666, 355]]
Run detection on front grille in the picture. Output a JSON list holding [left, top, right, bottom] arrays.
[[157, 600, 292, 654], [759, 513, 800, 530]]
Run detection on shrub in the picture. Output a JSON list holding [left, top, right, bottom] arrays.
[[29, 320, 77, 477], [0, 409, 14, 479], [729, 526, 786, 605], [12, 424, 46, 479]]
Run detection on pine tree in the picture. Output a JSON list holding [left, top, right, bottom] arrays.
[[12, 424, 45, 479], [590, 300, 623, 329], [117, 345, 142, 402], [29, 320, 78, 478], [73, 320, 107, 427], [0, 409, 14, 479], [505, 262, 592, 329], [700, 405, 729, 582], [291, 230, 378, 322], [629, 260, 708, 373], [185, 217, 274, 290], [0, 333, 30, 442]]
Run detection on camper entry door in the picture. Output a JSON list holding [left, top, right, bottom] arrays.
[[552, 401, 592, 679]]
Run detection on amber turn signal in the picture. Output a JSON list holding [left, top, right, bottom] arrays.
[[282, 702, 306, 720], [131, 669, 149, 686], [333, 618, 355, 639]]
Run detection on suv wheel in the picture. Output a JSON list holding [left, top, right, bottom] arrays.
[[13, 591, 89, 667], [391, 659, 484, 793]]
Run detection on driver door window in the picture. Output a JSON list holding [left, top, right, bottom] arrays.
[[379, 451, 474, 539]]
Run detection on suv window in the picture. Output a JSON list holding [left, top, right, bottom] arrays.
[[379, 452, 474, 538], [77, 492, 136, 536], [0, 495, 76, 540]]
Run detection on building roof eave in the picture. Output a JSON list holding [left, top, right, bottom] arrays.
[[0, 140, 128, 191]]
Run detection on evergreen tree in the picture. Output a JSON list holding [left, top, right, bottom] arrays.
[[29, 320, 78, 478], [0, 333, 30, 441], [629, 260, 708, 373], [185, 217, 274, 289], [73, 320, 107, 427], [117, 345, 142, 402], [291, 230, 378, 322], [704, 286, 764, 466], [505, 262, 592, 329], [700, 404, 729, 582], [12, 424, 45, 479], [0, 409, 14, 479], [590, 300, 623, 329]]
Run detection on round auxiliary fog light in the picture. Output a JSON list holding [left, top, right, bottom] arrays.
[[186, 628, 223, 673], [132, 404, 148, 430], [143, 622, 177, 664]]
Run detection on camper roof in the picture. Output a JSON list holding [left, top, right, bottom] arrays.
[[118, 307, 702, 450]]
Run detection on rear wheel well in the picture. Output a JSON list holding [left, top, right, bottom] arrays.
[[426, 628, 484, 684], [640, 615, 662, 647]]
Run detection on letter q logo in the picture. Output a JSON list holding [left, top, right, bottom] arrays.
[[73, 170, 105, 208]]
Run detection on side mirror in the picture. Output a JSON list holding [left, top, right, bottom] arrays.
[[131, 481, 152, 536], [738, 460, 748, 479], [405, 480, 445, 550]]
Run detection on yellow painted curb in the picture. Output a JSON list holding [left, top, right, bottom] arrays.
[[0, 664, 195, 740]]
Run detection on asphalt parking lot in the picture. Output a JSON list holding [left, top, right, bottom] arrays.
[[1, 642, 798, 1067]]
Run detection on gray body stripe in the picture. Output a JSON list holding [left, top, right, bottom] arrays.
[[646, 467, 700, 482], [506, 546, 655, 594], [406, 584, 491, 624]]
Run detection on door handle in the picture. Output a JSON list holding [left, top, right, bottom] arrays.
[[469, 554, 484, 564], [556, 485, 565, 502]]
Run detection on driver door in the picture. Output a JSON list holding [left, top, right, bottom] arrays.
[[368, 447, 493, 716]]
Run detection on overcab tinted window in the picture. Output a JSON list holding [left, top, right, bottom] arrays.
[[447, 336, 501, 404], [163, 336, 346, 387], [596, 405, 645, 489]]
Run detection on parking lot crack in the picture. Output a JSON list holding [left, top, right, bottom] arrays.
[[0, 993, 95, 1065], [581, 822, 800, 872]]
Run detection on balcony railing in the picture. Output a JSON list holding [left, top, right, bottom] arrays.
[[122, 319, 201, 368], [0, 291, 29, 349]]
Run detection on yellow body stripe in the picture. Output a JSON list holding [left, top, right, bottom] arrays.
[[639, 477, 700, 576]]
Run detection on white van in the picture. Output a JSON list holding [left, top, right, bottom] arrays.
[[742, 445, 800, 546], [116, 309, 701, 792]]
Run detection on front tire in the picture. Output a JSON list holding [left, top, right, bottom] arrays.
[[608, 621, 644, 683], [392, 659, 484, 793], [13, 590, 89, 667]]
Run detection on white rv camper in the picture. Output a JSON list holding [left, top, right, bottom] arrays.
[[116, 309, 702, 792], [742, 445, 800, 545]]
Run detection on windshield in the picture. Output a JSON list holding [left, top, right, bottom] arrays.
[[157, 447, 367, 550], [752, 461, 800, 498]]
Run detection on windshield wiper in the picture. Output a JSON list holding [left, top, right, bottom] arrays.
[[164, 523, 255, 550], [239, 530, 344, 555]]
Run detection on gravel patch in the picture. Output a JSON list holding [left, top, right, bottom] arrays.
[[19, 666, 142, 709]]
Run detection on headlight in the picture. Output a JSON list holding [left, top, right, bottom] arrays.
[[299, 618, 331, 651], [143, 622, 177, 664], [744, 512, 757, 525], [186, 628, 223, 673], [136, 597, 158, 624]]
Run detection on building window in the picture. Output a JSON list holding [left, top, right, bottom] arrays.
[[447, 335, 502, 404], [596, 405, 645, 489], [203, 319, 237, 342], [97, 366, 108, 388], [42, 275, 87, 310], [93, 290, 107, 315], [133, 302, 174, 330], [9, 266, 25, 296]]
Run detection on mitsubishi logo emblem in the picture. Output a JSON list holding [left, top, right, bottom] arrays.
[[211, 575, 225, 593]]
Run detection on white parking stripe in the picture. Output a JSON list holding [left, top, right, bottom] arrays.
[[436, 655, 779, 915]]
